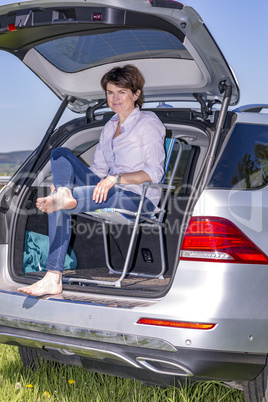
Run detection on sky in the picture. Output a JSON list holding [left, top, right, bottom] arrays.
[[0, 0, 268, 152]]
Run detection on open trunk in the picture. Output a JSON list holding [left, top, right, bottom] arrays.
[[11, 107, 216, 296]]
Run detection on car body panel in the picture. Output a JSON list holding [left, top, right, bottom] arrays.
[[193, 188, 268, 255], [0, 238, 268, 356]]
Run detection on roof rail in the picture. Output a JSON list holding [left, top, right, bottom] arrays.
[[233, 104, 268, 113]]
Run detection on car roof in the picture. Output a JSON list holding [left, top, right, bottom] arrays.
[[0, 0, 240, 113]]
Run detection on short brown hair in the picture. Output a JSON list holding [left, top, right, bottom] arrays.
[[101, 64, 145, 109]]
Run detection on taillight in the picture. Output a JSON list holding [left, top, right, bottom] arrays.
[[8, 24, 16, 31], [180, 216, 268, 264], [137, 318, 216, 330]]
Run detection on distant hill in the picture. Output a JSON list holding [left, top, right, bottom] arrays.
[[0, 150, 32, 165], [0, 150, 33, 175]]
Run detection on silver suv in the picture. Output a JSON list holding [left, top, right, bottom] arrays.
[[0, 1, 267, 401]]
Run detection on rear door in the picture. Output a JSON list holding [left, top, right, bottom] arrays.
[[0, 0, 239, 113]]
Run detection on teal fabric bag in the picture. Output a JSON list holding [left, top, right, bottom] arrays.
[[23, 231, 77, 273]]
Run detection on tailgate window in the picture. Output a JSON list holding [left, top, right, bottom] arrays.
[[208, 123, 268, 189], [35, 29, 191, 73]]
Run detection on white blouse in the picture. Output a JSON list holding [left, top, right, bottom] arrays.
[[90, 106, 166, 206]]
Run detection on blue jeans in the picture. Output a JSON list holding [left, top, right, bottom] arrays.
[[46, 147, 155, 273]]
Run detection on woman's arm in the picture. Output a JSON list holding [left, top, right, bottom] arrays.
[[92, 170, 151, 204], [120, 170, 151, 185]]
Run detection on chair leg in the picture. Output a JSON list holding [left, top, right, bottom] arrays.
[[101, 186, 148, 286], [157, 227, 165, 280], [102, 222, 119, 275], [104, 224, 166, 286], [101, 222, 140, 279], [82, 219, 142, 287], [114, 217, 141, 286], [64, 224, 166, 288]]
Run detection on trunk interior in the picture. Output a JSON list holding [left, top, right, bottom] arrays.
[[11, 109, 213, 296]]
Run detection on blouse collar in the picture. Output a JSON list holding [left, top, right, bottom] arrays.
[[110, 106, 140, 125]]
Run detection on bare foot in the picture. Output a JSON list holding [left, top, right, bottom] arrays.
[[36, 187, 77, 213], [18, 271, 63, 296]]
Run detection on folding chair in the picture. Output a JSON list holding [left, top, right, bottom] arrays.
[[74, 137, 183, 288]]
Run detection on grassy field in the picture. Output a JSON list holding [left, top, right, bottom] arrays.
[[0, 344, 244, 401]]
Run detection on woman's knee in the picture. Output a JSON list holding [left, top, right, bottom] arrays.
[[51, 147, 72, 160]]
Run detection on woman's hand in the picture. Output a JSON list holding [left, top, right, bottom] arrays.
[[93, 176, 117, 204], [50, 184, 56, 194]]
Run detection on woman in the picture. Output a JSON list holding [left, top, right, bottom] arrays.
[[18, 64, 166, 296]]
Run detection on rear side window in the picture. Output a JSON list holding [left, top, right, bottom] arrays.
[[208, 123, 268, 189]]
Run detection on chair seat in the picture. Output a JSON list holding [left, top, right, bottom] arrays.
[[84, 207, 160, 225]]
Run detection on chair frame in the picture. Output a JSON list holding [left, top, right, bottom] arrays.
[[68, 139, 183, 288]]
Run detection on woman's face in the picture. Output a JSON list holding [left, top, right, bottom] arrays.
[[106, 82, 140, 118]]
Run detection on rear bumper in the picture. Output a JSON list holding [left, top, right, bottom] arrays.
[[1, 324, 266, 384]]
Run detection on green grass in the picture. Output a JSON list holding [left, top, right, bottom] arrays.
[[0, 344, 244, 401]]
